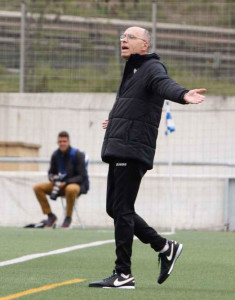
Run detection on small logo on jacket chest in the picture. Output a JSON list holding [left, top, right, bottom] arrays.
[[116, 163, 127, 167]]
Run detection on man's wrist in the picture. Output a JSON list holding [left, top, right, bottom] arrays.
[[182, 90, 189, 104]]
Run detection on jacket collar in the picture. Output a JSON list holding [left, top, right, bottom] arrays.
[[58, 146, 71, 156], [118, 53, 160, 96], [127, 53, 160, 69]]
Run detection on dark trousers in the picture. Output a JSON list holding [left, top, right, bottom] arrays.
[[106, 160, 167, 275]]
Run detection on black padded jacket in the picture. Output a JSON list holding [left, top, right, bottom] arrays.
[[101, 53, 188, 170]]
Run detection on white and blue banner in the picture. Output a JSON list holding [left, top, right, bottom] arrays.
[[165, 101, 175, 135]]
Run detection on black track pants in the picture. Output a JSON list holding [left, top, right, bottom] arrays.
[[106, 160, 167, 275]]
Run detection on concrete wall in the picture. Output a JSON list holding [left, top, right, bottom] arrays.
[[0, 93, 113, 162], [0, 93, 234, 229], [0, 172, 227, 230], [0, 93, 234, 166]]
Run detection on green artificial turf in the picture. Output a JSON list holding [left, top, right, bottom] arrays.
[[0, 228, 234, 300]]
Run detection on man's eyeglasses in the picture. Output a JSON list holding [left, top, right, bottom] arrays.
[[120, 34, 146, 42]]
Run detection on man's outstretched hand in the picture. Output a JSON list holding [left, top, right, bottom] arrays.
[[184, 88, 206, 104]]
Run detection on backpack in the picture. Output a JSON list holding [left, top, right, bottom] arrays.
[[70, 147, 90, 193]]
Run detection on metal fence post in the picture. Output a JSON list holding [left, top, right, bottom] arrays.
[[227, 178, 235, 231], [152, 2, 157, 53], [20, 2, 26, 93], [223, 178, 229, 231]]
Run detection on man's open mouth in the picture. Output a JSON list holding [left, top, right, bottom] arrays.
[[122, 46, 129, 50]]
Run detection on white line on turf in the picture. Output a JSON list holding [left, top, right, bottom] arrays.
[[0, 231, 174, 268], [0, 239, 115, 267]]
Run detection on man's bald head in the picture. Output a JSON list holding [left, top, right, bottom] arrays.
[[120, 26, 151, 59]]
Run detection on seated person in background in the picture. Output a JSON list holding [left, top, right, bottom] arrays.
[[34, 131, 89, 228]]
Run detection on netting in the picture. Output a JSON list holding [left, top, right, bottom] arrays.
[[0, 0, 234, 94]]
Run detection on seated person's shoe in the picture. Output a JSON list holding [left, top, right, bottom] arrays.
[[89, 270, 135, 289], [45, 214, 57, 227], [61, 216, 72, 228]]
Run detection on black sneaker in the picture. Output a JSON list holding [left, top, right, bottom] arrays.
[[89, 270, 135, 289], [158, 240, 183, 284], [61, 217, 72, 228]]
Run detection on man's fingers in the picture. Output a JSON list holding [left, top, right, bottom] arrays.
[[102, 119, 109, 129], [195, 97, 205, 103], [195, 88, 207, 94], [102, 120, 109, 128], [197, 95, 205, 100]]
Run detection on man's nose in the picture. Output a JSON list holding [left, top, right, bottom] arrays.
[[121, 41, 128, 47]]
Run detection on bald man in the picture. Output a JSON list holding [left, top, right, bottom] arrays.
[[89, 27, 206, 289]]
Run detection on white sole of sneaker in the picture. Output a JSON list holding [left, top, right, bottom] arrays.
[[103, 286, 135, 289], [168, 243, 183, 275]]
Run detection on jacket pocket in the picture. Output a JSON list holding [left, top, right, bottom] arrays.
[[129, 121, 157, 149], [108, 118, 130, 142]]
